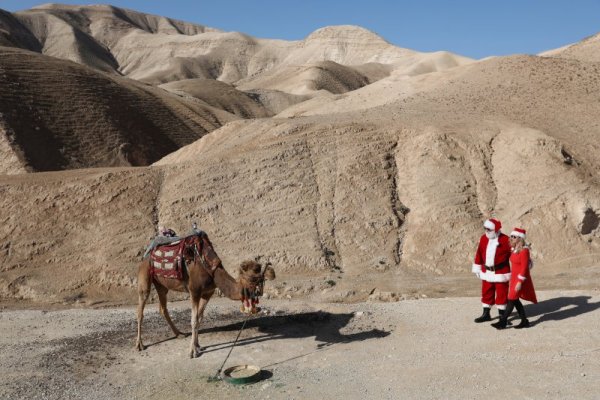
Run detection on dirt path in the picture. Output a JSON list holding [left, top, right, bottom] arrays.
[[1, 290, 599, 399]]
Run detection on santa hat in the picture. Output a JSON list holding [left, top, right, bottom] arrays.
[[511, 227, 526, 239], [483, 218, 502, 232]]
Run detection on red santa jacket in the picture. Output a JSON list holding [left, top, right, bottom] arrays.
[[472, 233, 511, 283], [508, 247, 537, 303]]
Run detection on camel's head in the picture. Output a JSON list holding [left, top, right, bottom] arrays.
[[238, 260, 276, 314]]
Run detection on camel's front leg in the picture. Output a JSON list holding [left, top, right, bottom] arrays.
[[189, 296, 201, 358], [189, 296, 210, 358]]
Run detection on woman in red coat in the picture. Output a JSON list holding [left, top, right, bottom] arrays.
[[492, 227, 537, 329]]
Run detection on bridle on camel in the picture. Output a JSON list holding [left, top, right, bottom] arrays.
[[248, 262, 271, 296]]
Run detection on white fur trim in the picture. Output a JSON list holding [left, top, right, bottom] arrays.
[[479, 271, 511, 282], [496, 304, 507, 310], [482, 303, 491, 308], [485, 238, 498, 267], [510, 230, 526, 239], [472, 264, 482, 274], [484, 220, 495, 230], [518, 274, 526, 281]]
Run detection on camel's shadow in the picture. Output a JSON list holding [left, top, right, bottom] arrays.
[[195, 311, 390, 355], [516, 296, 600, 326]]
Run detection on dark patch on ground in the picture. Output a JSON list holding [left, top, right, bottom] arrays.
[[3, 306, 390, 399]]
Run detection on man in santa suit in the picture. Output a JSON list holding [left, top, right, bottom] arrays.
[[472, 218, 512, 322]]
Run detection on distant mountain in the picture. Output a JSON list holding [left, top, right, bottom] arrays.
[[0, 5, 473, 86]]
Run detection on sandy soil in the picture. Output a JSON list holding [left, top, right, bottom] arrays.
[[1, 290, 599, 400]]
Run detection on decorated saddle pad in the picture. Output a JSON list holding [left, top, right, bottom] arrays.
[[150, 240, 185, 279]]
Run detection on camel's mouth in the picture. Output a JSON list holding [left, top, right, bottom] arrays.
[[240, 283, 263, 314]]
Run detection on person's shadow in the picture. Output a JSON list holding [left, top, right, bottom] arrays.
[[518, 296, 600, 326]]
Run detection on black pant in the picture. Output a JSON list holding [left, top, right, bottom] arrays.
[[502, 298, 526, 321]]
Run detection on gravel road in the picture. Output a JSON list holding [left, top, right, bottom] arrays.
[[1, 290, 599, 400]]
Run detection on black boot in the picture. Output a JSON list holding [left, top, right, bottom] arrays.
[[514, 319, 530, 329], [513, 300, 529, 329], [491, 318, 507, 329], [492, 301, 515, 329], [498, 308, 512, 325], [474, 308, 491, 323]]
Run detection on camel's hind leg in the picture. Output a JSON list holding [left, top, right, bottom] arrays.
[[135, 266, 152, 351], [155, 283, 185, 337], [196, 295, 210, 329]]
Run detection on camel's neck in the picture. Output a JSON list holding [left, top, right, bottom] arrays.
[[213, 267, 242, 301]]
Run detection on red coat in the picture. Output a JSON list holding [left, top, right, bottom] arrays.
[[472, 233, 512, 282], [508, 248, 537, 303]]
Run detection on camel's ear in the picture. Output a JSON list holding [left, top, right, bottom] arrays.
[[264, 265, 276, 280], [239, 261, 251, 274]]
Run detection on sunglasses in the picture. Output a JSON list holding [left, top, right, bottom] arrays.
[[484, 228, 493, 232], [510, 235, 520, 239]]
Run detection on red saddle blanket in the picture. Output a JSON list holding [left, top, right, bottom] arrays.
[[149, 240, 185, 279]]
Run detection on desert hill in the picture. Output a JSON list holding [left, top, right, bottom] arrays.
[[159, 78, 272, 119], [236, 60, 375, 95], [8, 3, 219, 73], [0, 4, 599, 308], [285, 53, 600, 170], [540, 32, 600, 62], [385, 55, 600, 170], [0, 9, 41, 51], [0, 46, 237, 173]]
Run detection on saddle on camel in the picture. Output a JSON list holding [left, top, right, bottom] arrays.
[[136, 226, 276, 358]]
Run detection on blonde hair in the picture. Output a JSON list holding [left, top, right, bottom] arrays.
[[512, 236, 532, 253], [512, 236, 524, 252]]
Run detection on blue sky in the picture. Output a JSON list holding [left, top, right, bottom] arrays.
[[2, 0, 600, 59]]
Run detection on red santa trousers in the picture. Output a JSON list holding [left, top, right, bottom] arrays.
[[481, 280, 508, 309]]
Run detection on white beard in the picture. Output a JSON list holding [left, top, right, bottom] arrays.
[[485, 231, 498, 240]]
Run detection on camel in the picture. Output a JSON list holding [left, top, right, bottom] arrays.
[[135, 232, 275, 358]]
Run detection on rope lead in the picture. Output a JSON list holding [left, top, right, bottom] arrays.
[[213, 313, 251, 380]]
